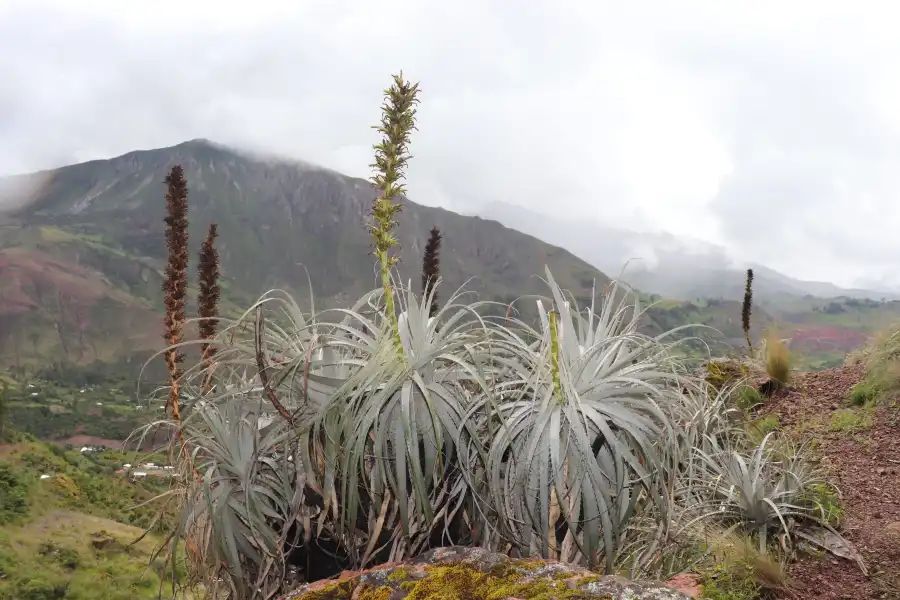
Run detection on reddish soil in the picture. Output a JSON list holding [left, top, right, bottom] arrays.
[[762, 364, 900, 599], [0, 247, 137, 316], [787, 325, 870, 354]]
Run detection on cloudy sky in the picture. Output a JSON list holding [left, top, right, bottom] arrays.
[[3, 0, 900, 288]]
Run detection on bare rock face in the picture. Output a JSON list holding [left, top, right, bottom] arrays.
[[279, 546, 694, 600]]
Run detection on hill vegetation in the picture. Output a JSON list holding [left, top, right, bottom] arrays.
[[0, 429, 184, 599]]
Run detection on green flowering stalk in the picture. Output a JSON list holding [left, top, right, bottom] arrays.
[[549, 310, 563, 403], [369, 72, 420, 355]]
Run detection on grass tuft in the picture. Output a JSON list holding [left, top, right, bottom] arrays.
[[763, 329, 791, 388], [828, 407, 874, 432]]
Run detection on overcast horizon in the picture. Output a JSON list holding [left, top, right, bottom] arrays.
[[3, 1, 900, 289]]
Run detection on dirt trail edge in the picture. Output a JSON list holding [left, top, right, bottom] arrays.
[[763, 364, 900, 599]]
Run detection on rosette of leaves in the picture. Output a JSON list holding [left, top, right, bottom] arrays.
[[688, 432, 834, 553], [311, 278, 496, 567], [169, 396, 308, 600], [136, 289, 343, 599], [473, 267, 686, 571]]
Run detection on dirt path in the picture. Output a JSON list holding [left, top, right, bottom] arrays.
[[762, 364, 900, 599]]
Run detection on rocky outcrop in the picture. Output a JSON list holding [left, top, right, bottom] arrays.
[[279, 546, 695, 599]]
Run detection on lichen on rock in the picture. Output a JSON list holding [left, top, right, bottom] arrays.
[[279, 546, 693, 600]]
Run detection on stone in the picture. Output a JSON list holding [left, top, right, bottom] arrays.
[[278, 546, 694, 600], [663, 573, 701, 598]]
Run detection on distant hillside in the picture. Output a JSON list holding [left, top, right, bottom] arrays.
[[0, 140, 610, 377], [475, 201, 900, 305]]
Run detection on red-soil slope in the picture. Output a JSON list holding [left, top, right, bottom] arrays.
[[786, 325, 870, 354], [763, 365, 900, 599], [0, 248, 139, 312]]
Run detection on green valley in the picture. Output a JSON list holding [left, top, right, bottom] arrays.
[[0, 428, 183, 600]]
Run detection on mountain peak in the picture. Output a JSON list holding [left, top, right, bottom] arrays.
[[176, 138, 235, 152]]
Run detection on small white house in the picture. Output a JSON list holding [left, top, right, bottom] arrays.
[[96, 402, 103, 407], [132, 471, 147, 478], [39, 474, 52, 480]]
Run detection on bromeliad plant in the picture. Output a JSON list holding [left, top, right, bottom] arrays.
[[309, 75, 495, 565], [686, 432, 833, 553], [314, 282, 496, 565], [474, 269, 686, 571]]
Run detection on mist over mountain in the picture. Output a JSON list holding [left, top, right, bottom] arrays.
[[473, 201, 900, 304]]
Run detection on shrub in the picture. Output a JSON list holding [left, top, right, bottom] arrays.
[[735, 385, 762, 411], [37, 543, 80, 570], [746, 414, 779, 444], [828, 407, 874, 432], [0, 463, 30, 524], [802, 483, 844, 528], [11, 575, 68, 600], [849, 378, 881, 406]]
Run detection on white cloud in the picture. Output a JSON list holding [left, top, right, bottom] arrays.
[[3, 0, 900, 287]]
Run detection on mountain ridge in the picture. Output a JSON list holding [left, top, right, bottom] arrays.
[[0, 139, 618, 377]]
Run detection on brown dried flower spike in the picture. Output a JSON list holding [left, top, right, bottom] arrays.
[[162, 165, 189, 422], [198, 222, 220, 363]]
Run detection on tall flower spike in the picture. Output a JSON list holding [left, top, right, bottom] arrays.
[[742, 268, 754, 354], [421, 225, 442, 317], [368, 72, 421, 355], [198, 222, 220, 391], [162, 165, 189, 422]]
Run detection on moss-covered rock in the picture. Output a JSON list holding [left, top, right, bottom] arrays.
[[704, 359, 748, 391], [279, 546, 693, 600]]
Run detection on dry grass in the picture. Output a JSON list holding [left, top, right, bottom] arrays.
[[764, 329, 791, 387]]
